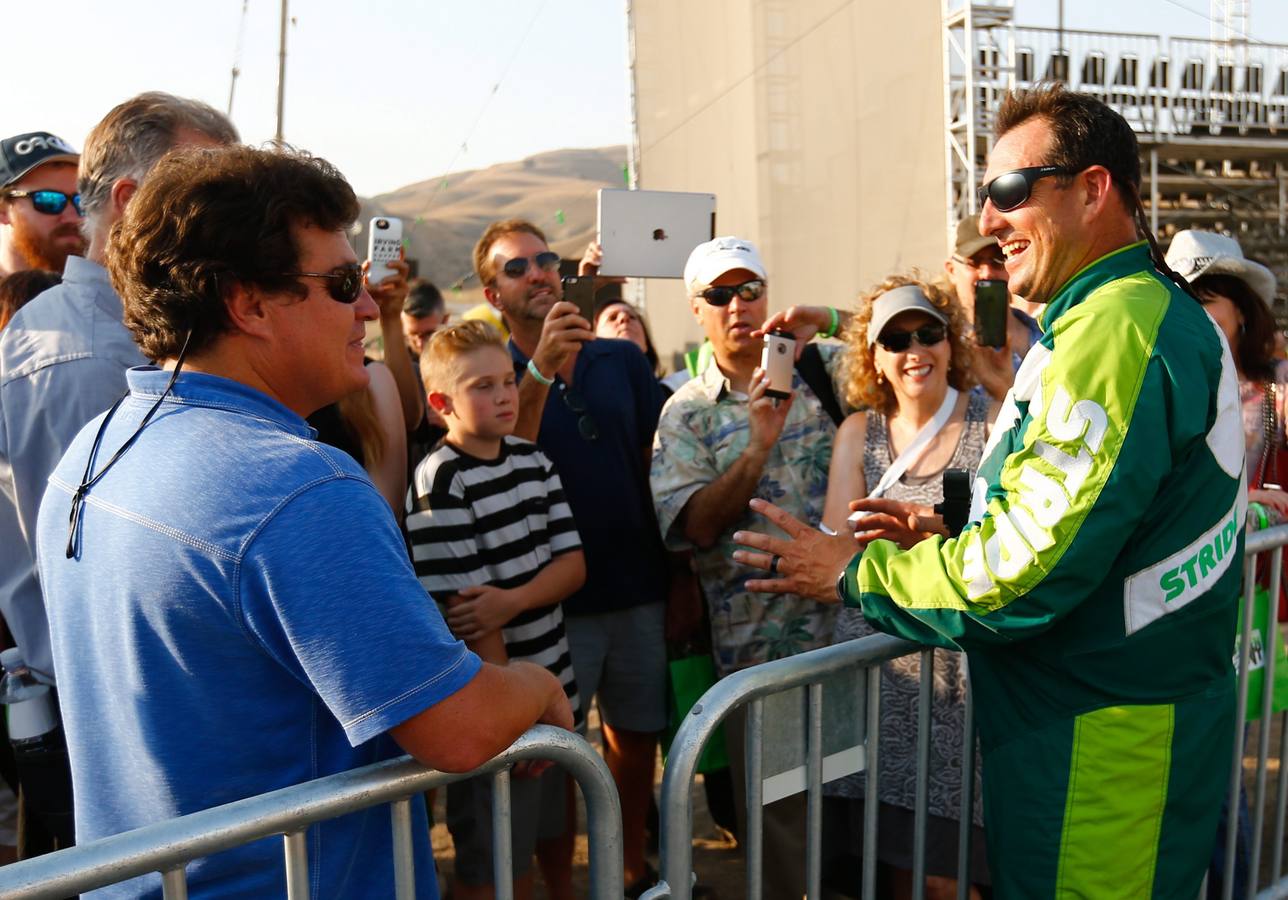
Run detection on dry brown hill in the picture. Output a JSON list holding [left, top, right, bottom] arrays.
[[359, 146, 628, 294]]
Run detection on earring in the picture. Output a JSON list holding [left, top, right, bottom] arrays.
[[876, 370, 886, 385]]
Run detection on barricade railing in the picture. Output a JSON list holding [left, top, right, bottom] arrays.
[[641, 633, 924, 900], [0, 725, 622, 900], [646, 522, 1288, 900], [1233, 522, 1288, 900]]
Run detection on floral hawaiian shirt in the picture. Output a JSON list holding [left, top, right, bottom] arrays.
[[650, 346, 844, 675]]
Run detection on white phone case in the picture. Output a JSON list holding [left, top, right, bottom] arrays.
[[367, 216, 403, 284]]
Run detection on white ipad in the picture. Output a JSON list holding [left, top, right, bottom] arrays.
[[597, 189, 716, 278]]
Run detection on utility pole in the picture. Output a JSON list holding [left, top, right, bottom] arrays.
[[275, 0, 288, 143]]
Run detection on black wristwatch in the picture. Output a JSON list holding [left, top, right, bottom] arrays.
[[835, 567, 849, 604]]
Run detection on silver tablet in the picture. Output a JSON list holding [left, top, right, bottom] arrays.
[[596, 189, 716, 278]]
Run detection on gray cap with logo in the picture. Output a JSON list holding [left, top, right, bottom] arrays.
[[0, 132, 79, 188]]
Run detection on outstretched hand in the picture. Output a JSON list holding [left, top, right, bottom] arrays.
[[731, 498, 862, 602], [847, 497, 946, 549]]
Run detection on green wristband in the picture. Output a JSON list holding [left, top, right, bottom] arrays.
[[822, 306, 840, 339], [526, 358, 554, 386]]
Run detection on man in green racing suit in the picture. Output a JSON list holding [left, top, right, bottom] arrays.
[[734, 86, 1243, 898]]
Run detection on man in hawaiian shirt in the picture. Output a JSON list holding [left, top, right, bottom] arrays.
[[649, 235, 844, 899]]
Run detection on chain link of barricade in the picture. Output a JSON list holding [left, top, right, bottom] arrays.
[[644, 523, 1288, 900], [0, 725, 621, 900]]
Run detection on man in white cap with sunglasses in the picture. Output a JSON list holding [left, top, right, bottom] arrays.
[[732, 85, 1245, 898], [650, 235, 851, 898], [0, 131, 85, 277]]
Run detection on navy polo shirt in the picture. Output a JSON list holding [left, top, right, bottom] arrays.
[[510, 338, 668, 616]]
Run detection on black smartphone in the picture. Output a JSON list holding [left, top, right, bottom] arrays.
[[973, 279, 1009, 349], [561, 275, 596, 323]]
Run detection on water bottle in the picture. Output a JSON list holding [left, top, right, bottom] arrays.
[[0, 647, 74, 848], [0, 648, 57, 746]]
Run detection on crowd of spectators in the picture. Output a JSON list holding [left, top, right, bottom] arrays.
[[0, 81, 1276, 900]]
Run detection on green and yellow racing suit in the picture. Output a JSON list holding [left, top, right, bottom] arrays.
[[841, 242, 1244, 898]]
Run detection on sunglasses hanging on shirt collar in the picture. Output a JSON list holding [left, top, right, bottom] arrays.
[[65, 330, 194, 558]]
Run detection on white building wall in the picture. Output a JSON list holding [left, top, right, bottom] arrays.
[[632, 0, 950, 363]]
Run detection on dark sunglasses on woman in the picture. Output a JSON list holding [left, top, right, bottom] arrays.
[[5, 189, 83, 216], [500, 251, 561, 279], [876, 323, 947, 353], [700, 279, 766, 307], [977, 165, 1070, 212], [282, 263, 365, 303]]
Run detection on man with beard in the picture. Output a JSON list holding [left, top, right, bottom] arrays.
[[473, 219, 668, 896], [0, 132, 86, 277]]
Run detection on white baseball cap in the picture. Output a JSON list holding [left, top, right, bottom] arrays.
[[683, 236, 767, 294], [1164, 229, 1277, 307]]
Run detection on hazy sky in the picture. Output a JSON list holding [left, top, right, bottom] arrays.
[[4, 1, 1287, 198]]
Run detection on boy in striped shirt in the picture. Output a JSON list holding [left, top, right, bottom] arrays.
[[407, 320, 585, 900]]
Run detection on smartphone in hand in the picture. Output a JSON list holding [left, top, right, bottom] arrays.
[[367, 216, 403, 284], [761, 330, 796, 399], [561, 275, 596, 324], [973, 279, 1009, 348]]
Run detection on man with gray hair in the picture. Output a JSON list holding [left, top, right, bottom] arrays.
[[0, 93, 237, 850]]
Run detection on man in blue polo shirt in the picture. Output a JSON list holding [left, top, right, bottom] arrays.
[[37, 147, 571, 899], [473, 219, 668, 895]]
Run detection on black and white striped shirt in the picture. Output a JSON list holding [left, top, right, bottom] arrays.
[[407, 437, 583, 726]]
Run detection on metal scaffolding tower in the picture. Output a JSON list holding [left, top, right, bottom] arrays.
[[941, 0, 1015, 247], [942, 0, 1288, 310]]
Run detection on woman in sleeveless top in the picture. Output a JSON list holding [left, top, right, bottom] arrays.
[[1165, 229, 1288, 517], [821, 274, 996, 900]]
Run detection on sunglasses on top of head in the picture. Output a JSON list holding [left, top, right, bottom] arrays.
[[281, 262, 365, 303], [976, 165, 1072, 212], [699, 279, 766, 307], [500, 251, 560, 279], [876, 323, 947, 353], [5, 189, 83, 216]]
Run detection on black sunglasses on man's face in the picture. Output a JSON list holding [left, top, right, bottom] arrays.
[[700, 279, 766, 307], [977, 165, 1071, 212], [500, 251, 561, 280], [280, 263, 365, 303]]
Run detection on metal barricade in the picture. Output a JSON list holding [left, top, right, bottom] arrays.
[[641, 633, 928, 900], [1230, 523, 1288, 900], [647, 522, 1288, 900], [0, 725, 622, 900]]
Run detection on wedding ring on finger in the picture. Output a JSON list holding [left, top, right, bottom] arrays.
[[769, 554, 781, 575]]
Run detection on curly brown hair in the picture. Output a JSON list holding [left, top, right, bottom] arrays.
[[109, 144, 359, 361], [839, 272, 974, 416]]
